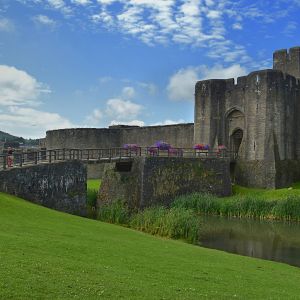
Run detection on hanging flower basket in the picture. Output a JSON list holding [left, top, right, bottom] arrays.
[[147, 146, 158, 156], [193, 144, 210, 150], [154, 141, 172, 150], [217, 145, 226, 150], [123, 144, 140, 155], [168, 147, 184, 157], [123, 144, 139, 150]]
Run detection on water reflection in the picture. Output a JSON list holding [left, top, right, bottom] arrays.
[[199, 216, 300, 267]]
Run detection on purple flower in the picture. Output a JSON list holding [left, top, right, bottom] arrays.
[[193, 144, 210, 150], [154, 141, 171, 150], [123, 144, 139, 150]]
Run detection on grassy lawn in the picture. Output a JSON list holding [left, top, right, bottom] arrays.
[[232, 182, 300, 200], [1, 193, 300, 299], [87, 179, 101, 191]]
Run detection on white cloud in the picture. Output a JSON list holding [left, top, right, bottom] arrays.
[[0, 18, 14, 32], [110, 119, 145, 127], [0, 106, 75, 138], [0, 64, 76, 138], [47, 0, 65, 9], [151, 119, 185, 126], [167, 67, 199, 102], [232, 23, 243, 30], [106, 98, 143, 120], [138, 82, 157, 95], [0, 65, 50, 106], [33, 15, 57, 27], [167, 64, 248, 101], [283, 21, 297, 36], [71, 0, 91, 5], [207, 40, 251, 63], [46, 0, 72, 15], [98, 76, 112, 84], [18, 0, 300, 66], [122, 86, 135, 99], [84, 108, 103, 126]]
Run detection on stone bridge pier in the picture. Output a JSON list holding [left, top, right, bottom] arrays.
[[98, 157, 231, 209]]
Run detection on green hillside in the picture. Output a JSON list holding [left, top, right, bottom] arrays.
[[0, 130, 40, 146], [0, 130, 24, 142], [1, 192, 300, 299]]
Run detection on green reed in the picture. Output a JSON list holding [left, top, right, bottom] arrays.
[[173, 193, 300, 221]]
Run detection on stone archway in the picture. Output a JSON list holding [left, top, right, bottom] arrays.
[[230, 128, 243, 156], [226, 109, 245, 159]]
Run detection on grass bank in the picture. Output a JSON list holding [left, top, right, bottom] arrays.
[[1, 192, 300, 299], [98, 201, 200, 243], [90, 179, 200, 243], [173, 183, 300, 221]]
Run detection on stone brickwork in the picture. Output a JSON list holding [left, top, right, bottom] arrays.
[[98, 157, 231, 209], [0, 161, 87, 216], [44, 46, 300, 189], [46, 123, 194, 150], [85, 161, 115, 179], [194, 46, 300, 188], [273, 47, 300, 79]]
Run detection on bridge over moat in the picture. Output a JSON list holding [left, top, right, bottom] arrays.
[[0, 147, 232, 214], [0, 147, 231, 170]]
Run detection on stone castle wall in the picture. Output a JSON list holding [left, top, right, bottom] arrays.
[[273, 47, 300, 79], [98, 157, 231, 209], [46, 123, 194, 150], [194, 63, 300, 188], [0, 161, 87, 215]]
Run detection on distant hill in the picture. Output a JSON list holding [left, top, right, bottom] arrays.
[[0, 131, 39, 146]]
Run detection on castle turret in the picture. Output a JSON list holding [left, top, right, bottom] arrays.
[[273, 47, 300, 79]]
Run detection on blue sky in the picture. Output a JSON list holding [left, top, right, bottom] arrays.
[[0, 0, 299, 138]]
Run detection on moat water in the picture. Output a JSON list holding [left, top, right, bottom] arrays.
[[198, 216, 300, 268]]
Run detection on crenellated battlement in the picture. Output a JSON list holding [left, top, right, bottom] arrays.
[[194, 46, 300, 189], [273, 46, 300, 79]]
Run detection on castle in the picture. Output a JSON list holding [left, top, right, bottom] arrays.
[[194, 46, 300, 188], [46, 46, 300, 189]]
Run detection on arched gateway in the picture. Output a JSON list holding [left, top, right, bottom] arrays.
[[226, 109, 245, 159]]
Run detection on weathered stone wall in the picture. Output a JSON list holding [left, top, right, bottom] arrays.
[[273, 47, 300, 79], [194, 67, 300, 188], [0, 161, 87, 216], [234, 159, 300, 189], [99, 159, 144, 209], [46, 123, 194, 150], [98, 157, 231, 209], [85, 161, 115, 179]]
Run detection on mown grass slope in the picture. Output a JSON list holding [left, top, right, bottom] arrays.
[[1, 192, 300, 299]]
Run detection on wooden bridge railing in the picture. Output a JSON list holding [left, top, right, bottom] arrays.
[[0, 147, 231, 170]]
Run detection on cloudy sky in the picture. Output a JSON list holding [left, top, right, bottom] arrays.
[[0, 0, 299, 138]]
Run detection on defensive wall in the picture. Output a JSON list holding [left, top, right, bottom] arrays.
[[0, 161, 87, 216], [194, 67, 300, 188], [46, 123, 194, 150], [194, 47, 300, 188], [273, 46, 300, 79], [42, 46, 300, 190], [98, 157, 231, 209]]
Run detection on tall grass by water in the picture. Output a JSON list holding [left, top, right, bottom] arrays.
[[97, 201, 200, 243], [172, 193, 300, 221], [98, 200, 130, 225], [130, 206, 200, 243]]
